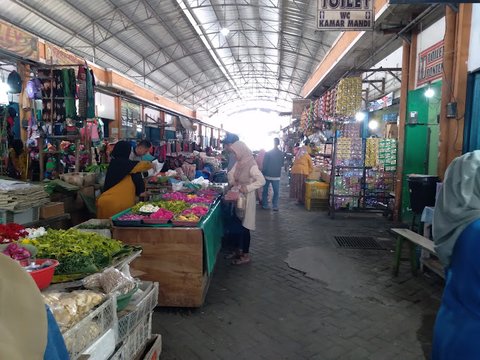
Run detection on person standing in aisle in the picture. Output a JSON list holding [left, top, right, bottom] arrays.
[[222, 133, 240, 171], [290, 145, 313, 204], [227, 141, 265, 265], [262, 138, 285, 211], [432, 151, 480, 359]]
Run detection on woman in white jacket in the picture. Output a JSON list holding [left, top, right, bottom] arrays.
[[227, 141, 266, 265]]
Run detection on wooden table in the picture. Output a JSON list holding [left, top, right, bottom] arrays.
[[112, 201, 223, 307]]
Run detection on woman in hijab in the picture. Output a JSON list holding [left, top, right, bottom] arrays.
[[7, 139, 28, 180], [0, 253, 69, 359], [96, 141, 152, 219], [227, 141, 265, 265], [290, 145, 313, 204], [432, 151, 480, 359]]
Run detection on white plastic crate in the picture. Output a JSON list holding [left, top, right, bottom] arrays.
[[62, 296, 117, 360], [117, 282, 159, 342], [0, 207, 39, 225], [110, 313, 152, 360]]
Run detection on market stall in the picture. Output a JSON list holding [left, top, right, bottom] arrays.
[[0, 224, 162, 359], [111, 189, 224, 308]]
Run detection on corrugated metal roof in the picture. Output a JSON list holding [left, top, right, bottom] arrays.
[[0, 0, 354, 115]]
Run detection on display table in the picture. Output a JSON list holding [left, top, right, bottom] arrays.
[[112, 201, 223, 308]]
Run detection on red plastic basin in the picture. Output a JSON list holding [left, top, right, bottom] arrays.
[[28, 259, 59, 290]]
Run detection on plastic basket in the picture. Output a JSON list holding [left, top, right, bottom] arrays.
[[117, 282, 159, 342], [305, 181, 329, 200], [110, 313, 152, 360], [62, 296, 117, 360]]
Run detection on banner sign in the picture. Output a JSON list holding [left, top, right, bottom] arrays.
[[317, 0, 374, 31], [46, 43, 83, 65], [417, 40, 444, 87], [390, 0, 475, 4], [368, 92, 393, 112], [0, 21, 38, 60]]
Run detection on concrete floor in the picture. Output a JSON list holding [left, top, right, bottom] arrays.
[[152, 178, 444, 360]]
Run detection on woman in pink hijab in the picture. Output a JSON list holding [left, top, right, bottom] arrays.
[[227, 141, 266, 265]]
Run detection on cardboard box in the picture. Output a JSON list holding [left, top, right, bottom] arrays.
[[40, 202, 65, 219]]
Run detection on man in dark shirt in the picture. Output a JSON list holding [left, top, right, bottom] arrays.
[[262, 138, 284, 211]]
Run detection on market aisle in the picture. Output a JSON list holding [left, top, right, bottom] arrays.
[[153, 176, 444, 360]]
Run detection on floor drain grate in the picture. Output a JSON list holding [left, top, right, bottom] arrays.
[[334, 236, 385, 250]]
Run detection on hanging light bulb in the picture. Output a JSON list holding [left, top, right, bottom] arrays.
[[368, 120, 379, 130], [424, 86, 434, 98], [355, 111, 366, 122]]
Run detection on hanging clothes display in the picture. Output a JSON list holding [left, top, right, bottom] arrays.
[[86, 68, 95, 118], [77, 66, 87, 118], [62, 68, 76, 119]]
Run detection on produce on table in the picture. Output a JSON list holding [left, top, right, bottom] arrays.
[[0, 223, 28, 243], [117, 214, 145, 221], [42, 290, 104, 332], [162, 191, 188, 201], [175, 213, 200, 222], [138, 204, 160, 213], [21, 229, 123, 276], [1, 242, 31, 260], [157, 200, 189, 214], [25, 227, 47, 239], [182, 205, 209, 217], [131, 202, 148, 213], [149, 208, 174, 220]]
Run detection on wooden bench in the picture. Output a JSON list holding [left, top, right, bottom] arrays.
[[391, 228, 444, 278]]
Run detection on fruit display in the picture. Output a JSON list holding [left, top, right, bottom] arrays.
[[335, 77, 362, 116]]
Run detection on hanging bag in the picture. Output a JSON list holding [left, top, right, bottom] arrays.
[[236, 193, 246, 220]]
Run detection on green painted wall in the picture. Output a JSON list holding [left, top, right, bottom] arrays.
[[401, 81, 442, 221]]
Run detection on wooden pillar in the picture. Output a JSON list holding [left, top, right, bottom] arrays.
[[438, 6, 457, 179], [114, 96, 122, 140], [394, 40, 412, 221], [447, 3, 472, 164], [408, 32, 418, 91], [17, 62, 30, 142]]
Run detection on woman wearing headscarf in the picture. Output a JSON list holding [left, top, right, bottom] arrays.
[[96, 141, 152, 219], [0, 254, 69, 359], [227, 141, 265, 265], [289, 145, 313, 204], [7, 139, 28, 180], [432, 151, 480, 359]]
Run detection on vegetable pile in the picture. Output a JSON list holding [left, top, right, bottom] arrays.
[[182, 205, 209, 217], [117, 214, 145, 221], [21, 229, 123, 275], [0, 223, 28, 243], [2, 242, 31, 260], [149, 209, 174, 220]]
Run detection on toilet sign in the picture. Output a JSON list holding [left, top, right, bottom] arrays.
[[317, 0, 374, 31]]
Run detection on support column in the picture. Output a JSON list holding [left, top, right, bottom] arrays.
[[113, 96, 122, 140], [394, 40, 412, 221], [447, 3, 472, 164], [438, 6, 457, 178]]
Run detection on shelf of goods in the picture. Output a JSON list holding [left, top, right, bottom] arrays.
[[328, 123, 397, 219], [112, 198, 223, 308], [310, 142, 333, 183]]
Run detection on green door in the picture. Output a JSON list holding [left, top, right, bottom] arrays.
[[401, 82, 442, 221]]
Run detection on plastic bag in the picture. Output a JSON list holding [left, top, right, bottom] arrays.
[[84, 267, 136, 295], [236, 193, 246, 220]]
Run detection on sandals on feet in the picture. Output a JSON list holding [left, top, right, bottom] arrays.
[[231, 256, 251, 265], [224, 252, 240, 260]]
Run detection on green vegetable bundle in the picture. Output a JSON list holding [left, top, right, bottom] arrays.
[[23, 229, 123, 276]]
